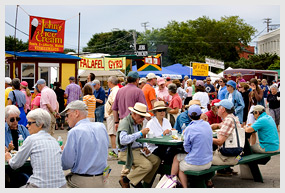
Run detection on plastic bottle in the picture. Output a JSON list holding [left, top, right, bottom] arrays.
[[57, 136, 63, 146], [18, 135, 24, 150], [181, 123, 186, 132]]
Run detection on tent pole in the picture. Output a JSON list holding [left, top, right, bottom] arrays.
[[189, 61, 192, 79]]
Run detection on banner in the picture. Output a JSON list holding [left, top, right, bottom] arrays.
[[137, 55, 161, 71], [28, 15, 65, 52], [192, 62, 209, 76], [79, 57, 126, 71], [104, 57, 126, 70], [205, 58, 224, 69], [79, 57, 105, 71]]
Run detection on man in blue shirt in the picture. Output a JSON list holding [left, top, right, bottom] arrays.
[[61, 100, 109, 188], [245, 105, 279, 153], [205, 77, 217, 100], [93, 79, 106, 122]]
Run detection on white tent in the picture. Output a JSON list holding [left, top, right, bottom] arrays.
[[78, 70, 126, 81], [208, 71, 223, 83], [218, 67, 233, 77]]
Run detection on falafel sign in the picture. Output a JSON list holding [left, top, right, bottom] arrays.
[[79, 57, 126, 71], [28, 16, 65, 52]]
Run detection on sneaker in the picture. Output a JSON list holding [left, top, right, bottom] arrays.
[[109, 151, 118, 158]]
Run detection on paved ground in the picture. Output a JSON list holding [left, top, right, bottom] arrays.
[[54, 121, 280, 188]]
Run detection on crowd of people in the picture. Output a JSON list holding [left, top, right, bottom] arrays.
[[4, 71, 280, 188]]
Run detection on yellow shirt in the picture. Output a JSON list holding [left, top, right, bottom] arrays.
[[5, 87, 13, 106]]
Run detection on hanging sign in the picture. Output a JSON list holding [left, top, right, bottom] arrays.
[[192, 62, 209, 76], [104, 57, 126, 70], [28, 15, 65, 52], [79, 57, 105, 70]]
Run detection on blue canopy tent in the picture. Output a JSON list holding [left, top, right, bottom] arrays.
[[164, 63, 206, 80], [132, 65, 183, 79], [132, 63, 206, 80]]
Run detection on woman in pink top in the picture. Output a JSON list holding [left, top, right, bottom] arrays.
[[31, 85, 41, 110], [167, 83, 182, 126], [20, 81, 32, 114]]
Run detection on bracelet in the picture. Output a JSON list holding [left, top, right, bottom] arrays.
[[140, 131, 143, 137], [115, 121, 119, 124]]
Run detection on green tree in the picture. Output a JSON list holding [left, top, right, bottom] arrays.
[[64, 48, 76, 54], [137, 16, 256, 66], [5, 35, 28, 51], [83, 30, 137, 54]]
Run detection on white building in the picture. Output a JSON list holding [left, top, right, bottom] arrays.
[[257, 28, 280, 56]]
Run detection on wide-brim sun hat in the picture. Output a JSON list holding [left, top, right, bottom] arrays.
[[128, 102, 151, 117], [150, 101, 171, 112], [185, 99, 204, 109]]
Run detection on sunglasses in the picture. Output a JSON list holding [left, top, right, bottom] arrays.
[[10, 117, 21, 122], [219, 81, 223, 82], [27, 121, 36, 126], [157, 109, 166, 112]]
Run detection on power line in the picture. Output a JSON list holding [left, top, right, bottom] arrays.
[[5, 21, 29, 36]]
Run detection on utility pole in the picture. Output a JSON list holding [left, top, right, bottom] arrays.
[[132, 30, 137, 51], [263, 18, 272, 32], [141, 22, 150, 32]]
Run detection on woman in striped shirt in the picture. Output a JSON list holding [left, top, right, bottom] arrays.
[[82, 84, 96, 122]]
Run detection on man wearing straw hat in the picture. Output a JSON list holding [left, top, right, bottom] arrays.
[[117, 102, 161, 188]]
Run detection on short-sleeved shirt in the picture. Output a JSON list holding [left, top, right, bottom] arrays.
[[40, 86, 58, 112], [251, 112, 279, 152], [31, 93, 41, 110], [192, 92, 209, 113], [8, 90, 26, 108], [169, 93, 182, 110], [204, 83, 216, 100], [173, 110, 191, 133], [21, 89, 32, 111], [112, 83, 147, 119], [83, 95, 96, 118], [155, 86, 172, 103], [5, 87, 13, 106], [105, 85, 120, 118], [218, 113, 241, 138], [142, 83, 157, 111], [93, 86, 106, 107], [260, 85, 269, 98], [205, 110, 222, 125], [65, 83, 82, 104]]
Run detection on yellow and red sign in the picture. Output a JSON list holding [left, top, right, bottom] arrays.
[[28, 15, 65, 52], [192, 62, 209, 76], [79, 57, 126, 71]]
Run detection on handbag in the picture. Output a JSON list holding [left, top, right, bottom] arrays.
[[219, 117, 244, 156], [12, 91, 19, 107], [155, 175, 180, 188]]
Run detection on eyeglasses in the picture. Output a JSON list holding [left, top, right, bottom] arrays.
[[219, 81, 223, 82], [27, 121, 36, 126], [65, 111, 74, 118], [226, 85, 232, 87], [207, 80, 211, 81], [157, 109, 166, 112], [10, 117, 21, 122]]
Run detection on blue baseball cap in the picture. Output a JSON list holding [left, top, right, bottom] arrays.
[[188, 104, 202, 116], [127, 71, 140, 79], [214, 99, 234, 110], [226, 80, 236, 89]]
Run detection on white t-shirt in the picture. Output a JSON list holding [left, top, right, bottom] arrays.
[[192, 91, 209, 113], [186, 86, 193, 97], [145, 117, 172, 153], [228, 93, 233, 102]]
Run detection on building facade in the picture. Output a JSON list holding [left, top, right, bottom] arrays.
[[257, 28, 280, 56]]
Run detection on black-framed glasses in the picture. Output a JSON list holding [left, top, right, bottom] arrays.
[[157, 109, 166, 112], [10, 117, 21, 122], [27, 121, 36, 126]]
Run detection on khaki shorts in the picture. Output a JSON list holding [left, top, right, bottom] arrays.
[[251, 143, 279, 153], [106, 115, 116, 135], [177, 153, 212, 172], [212, 149, 238, 165]]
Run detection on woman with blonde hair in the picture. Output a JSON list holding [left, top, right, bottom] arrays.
[[20, 81, 32, 114], [184, 79, 193, 106]]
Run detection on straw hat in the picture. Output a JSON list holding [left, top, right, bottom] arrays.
[[150, 101, 171, 113], [185, 100, 204, 109], [128, 102, 151, 117]]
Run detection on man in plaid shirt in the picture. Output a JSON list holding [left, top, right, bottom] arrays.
[[211, 99, 243, 176]]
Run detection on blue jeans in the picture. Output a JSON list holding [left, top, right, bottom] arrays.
[[95, 105, 104, 122]]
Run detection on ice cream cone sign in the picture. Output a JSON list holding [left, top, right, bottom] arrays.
[[30, 18, 38, 40]]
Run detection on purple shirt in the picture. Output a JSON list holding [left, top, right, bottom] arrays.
[[65, 83, 82, 104], [112, 84, 147, 119]]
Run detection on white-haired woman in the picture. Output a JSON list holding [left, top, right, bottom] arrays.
[[5, 105, 30, 152], [5, 108, 67, 188]]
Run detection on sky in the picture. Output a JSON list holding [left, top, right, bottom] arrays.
[[4, 2, 280, 53]]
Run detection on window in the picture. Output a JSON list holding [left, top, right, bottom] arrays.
[[5, 63, 10, 77], [21, 63, 35, 90]]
